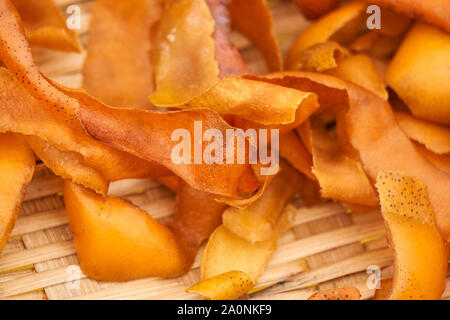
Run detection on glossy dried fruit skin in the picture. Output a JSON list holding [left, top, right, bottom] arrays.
[[187, 270, 254, 300], [150, 0, 219, 106], [11, 0, 82, 52], [308, 287, 361, 300], [0, 133, 35, 253], [375, 171, 448, 300], [0, 68, 166, 189], [83, 0, 162, 109], [64, 181, 188, 281], [386, 23, 450, 125]]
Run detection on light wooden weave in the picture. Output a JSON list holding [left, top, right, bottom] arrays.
[[0, 0, 448, 300]]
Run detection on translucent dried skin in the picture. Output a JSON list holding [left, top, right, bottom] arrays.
[[366, 0, 450, 34], [286, 1, 366, 69], [295, 0, 341, 20], [326, 54, 388, 100], [79, 103, 263, 200], [395, 111, 450, 155], [83, 0, 162, 109], [187, 270, 254, 300], [187, 76, 319, 125], [150, 0, 219, 106], [0, 68, 167, 185], [293, 41, 350, 72], [279, 131, 314, 180], [25, 136, 109, 195], [206, 0, 248, 77], [309, 119, 377, 206], [386, 23, 450, 125], [64, 181, 188, 281], [222, 161, 302, 243], [249, 71, 450, 242], [229, 0, 282, 71], [172, 183, 226, 265], [201, 225, 276, 282], [375, 171, 448, 300], [0, 133, 35, 253], [308, 287, 361, 300], [11, 0, 82, 52]]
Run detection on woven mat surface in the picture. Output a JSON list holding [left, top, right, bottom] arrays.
[[0, 0, 449, 300]]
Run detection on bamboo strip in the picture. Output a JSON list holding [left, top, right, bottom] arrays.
[[269, 221, 386, 266], [0, 265, 87, 298], [253, 248, 394, 298], [0, 241, 75, 273]]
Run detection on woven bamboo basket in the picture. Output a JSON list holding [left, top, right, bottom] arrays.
[[1, 0, 449, 300]]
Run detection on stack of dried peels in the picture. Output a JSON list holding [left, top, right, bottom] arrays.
[[0, 0, 448, 300]]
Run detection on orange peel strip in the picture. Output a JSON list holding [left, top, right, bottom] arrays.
[[365, 0, 450, 34], [286, 1, 366, 69], [64, 180, 188, 281], [248, 71, 450, 242], [308, 287, 361, 300], [386, 22, 450, 125], [229, 0, 282, 71], [395, 111, 450, 155], [375, 171, 448, 300]]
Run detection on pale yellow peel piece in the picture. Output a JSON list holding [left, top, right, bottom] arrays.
[[187, 270, 254, 300]]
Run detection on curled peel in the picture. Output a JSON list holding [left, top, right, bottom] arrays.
[[150, 0, 219, 106], [187, 270, 254, 300], [309, 117, 377, 206], [186, 76, 319, 126], [375, 171, 448, 300], [386, 22, 450, 125], [222, 161, 301, 243], [287, 1, 366, 69], [79, 103, 263, 200], [11, 0, 82, 52], [0, 67, 166, 190], [365, 0, 450, 34]]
